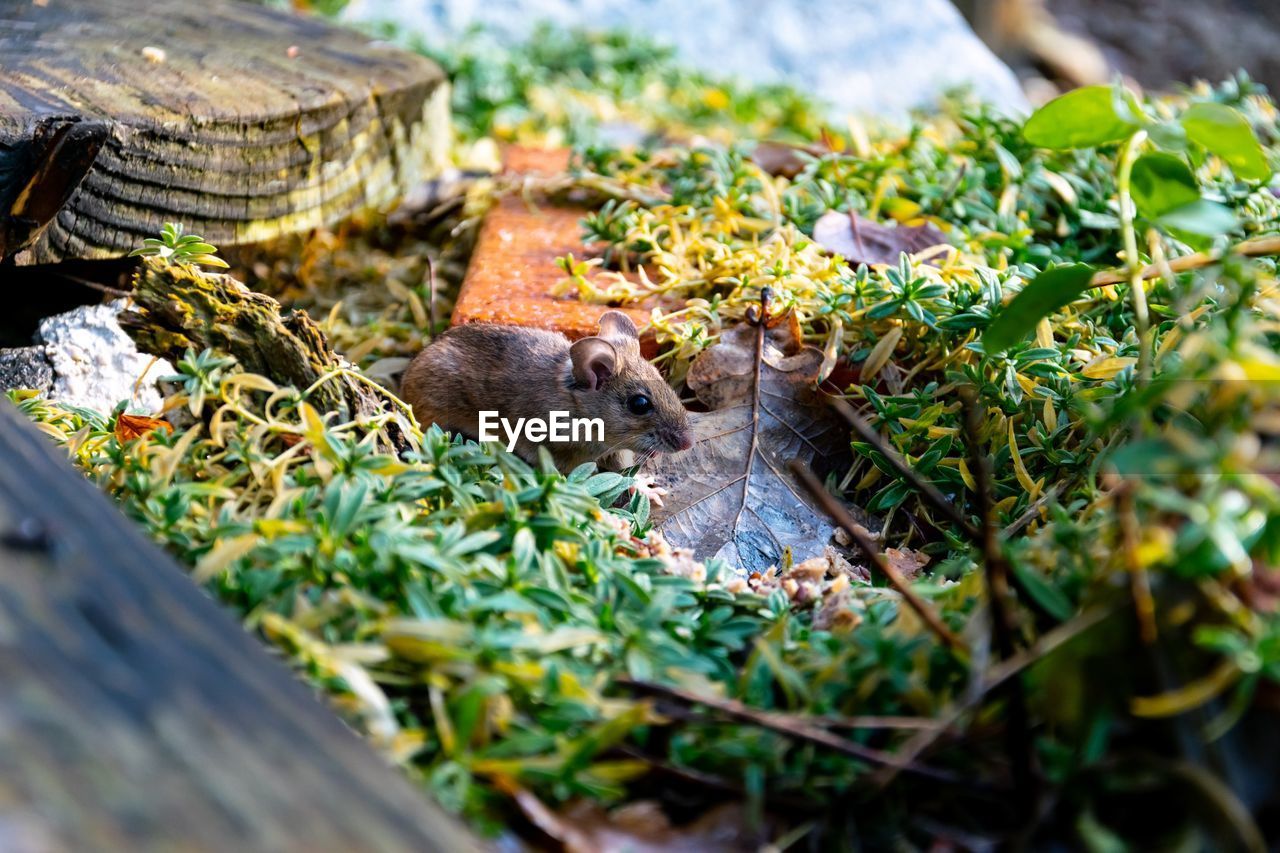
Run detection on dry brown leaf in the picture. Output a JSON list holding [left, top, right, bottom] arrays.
[[749, 140, 825, 178], [279, 432, 306, 449], [811, 210, 946, 267], [114, 412, 172, 443], [509, 787, 762, 853], [1239, 560, 1280, 614], [645, 320, 864, 575], [884, 547, 931, 583]]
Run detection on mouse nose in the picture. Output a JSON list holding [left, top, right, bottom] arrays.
[[671, 430, 694, 452]]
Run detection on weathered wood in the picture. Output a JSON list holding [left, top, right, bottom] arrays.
[[0, 400, 480, 852], [119, 256, 410, 451], [0, 0, 449, 264]]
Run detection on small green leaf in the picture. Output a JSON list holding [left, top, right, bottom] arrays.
[[1023, 85, 1138, 150], [585, 471, 625, 497], [1130, 153, 1199, 218], [983, 264, 1096, 354], [1146, 120, 1188, 152], [130, 222, 228, 269], [568, 463, 596, 483], [186, 254, 231, 269], [1157, 199, 1237, 236], [1103, 438, 1180, 477], [1180, 102, 1271, 181], [1012, 563, 1073, 622]]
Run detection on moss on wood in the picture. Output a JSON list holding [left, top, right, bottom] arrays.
[[121, 257, 410, 451]]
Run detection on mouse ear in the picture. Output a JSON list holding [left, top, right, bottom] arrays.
[[598, 310, 639, 349], [570, 337, 617, 390]]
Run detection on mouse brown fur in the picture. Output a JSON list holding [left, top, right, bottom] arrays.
[[400, 311, 693, 471]]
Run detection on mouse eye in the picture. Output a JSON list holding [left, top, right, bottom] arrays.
[[627, 394, 653, 415]]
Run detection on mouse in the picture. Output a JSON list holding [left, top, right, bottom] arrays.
[[400, 310, 693, 471]]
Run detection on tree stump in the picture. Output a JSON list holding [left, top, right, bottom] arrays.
[[0, 0, 448, 265]]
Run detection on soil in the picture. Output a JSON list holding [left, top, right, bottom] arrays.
[[1049, 0, 1280, 93]]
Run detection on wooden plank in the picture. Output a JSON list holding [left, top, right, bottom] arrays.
[[0, 400, 481, 853], [0, 0, 449, 264]]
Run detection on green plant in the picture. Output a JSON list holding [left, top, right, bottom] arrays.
[[560, 80, 1280, 543], [128, 222, 229, 270], [402, 24, 829, 147], [18, 26, 1280, 847], [9, 351, 973, 839], [989, 80, 1273, 365]]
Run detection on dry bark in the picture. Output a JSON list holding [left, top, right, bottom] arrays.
[[120, 257, 410, 451]]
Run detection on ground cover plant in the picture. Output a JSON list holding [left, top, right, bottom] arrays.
[[16, 22, 1280, 850]]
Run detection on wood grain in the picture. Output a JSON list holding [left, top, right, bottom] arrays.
[[0, 0, 448, 264], [0, 400, 480, 852]]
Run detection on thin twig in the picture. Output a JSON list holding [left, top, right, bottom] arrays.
[[848, 209, 867, 258], [1119, 481, 1158, 645], [1001, 482, 1064, 539], [872, 606, 1112, 789], [1116, 131, 1153, 380], [810, 714, 943, 731], [1162, 759, 1266, 853], [422, 254, 438, 332], [790, 459, 965, 652], [57, 272, 131, 299], [959, 388, 1037, 810], [1088, 234, 1280, 288], [617, 678, 983, 787], [828, 397, 978, 540], [646, 692, 940, 732]]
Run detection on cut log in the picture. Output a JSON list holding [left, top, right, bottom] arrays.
[[0, 400, 481, 851], [0, 0, 449, 264]]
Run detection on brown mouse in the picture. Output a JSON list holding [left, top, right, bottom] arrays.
[[400, 311, 693, 471]]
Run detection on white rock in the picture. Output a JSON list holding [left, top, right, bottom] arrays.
[[345, 0, 1028, 120], [37, 300, 174, 415]]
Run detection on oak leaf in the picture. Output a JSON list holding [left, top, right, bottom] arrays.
[[645, 320, 860, 575], [811, 209, 946, 267]]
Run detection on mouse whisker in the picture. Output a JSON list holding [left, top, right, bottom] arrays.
[[635, 447, 659, 471], [596, 435, 636, 464]]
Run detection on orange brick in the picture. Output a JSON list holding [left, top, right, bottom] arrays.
[[500, 145, 571, 174], [452, 147, 658, 356]]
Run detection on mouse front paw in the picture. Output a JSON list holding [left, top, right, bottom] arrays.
[[629, 473, 667, 508]]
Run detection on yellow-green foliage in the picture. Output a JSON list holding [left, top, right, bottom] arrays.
[[17, 27, 1280, 847]]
